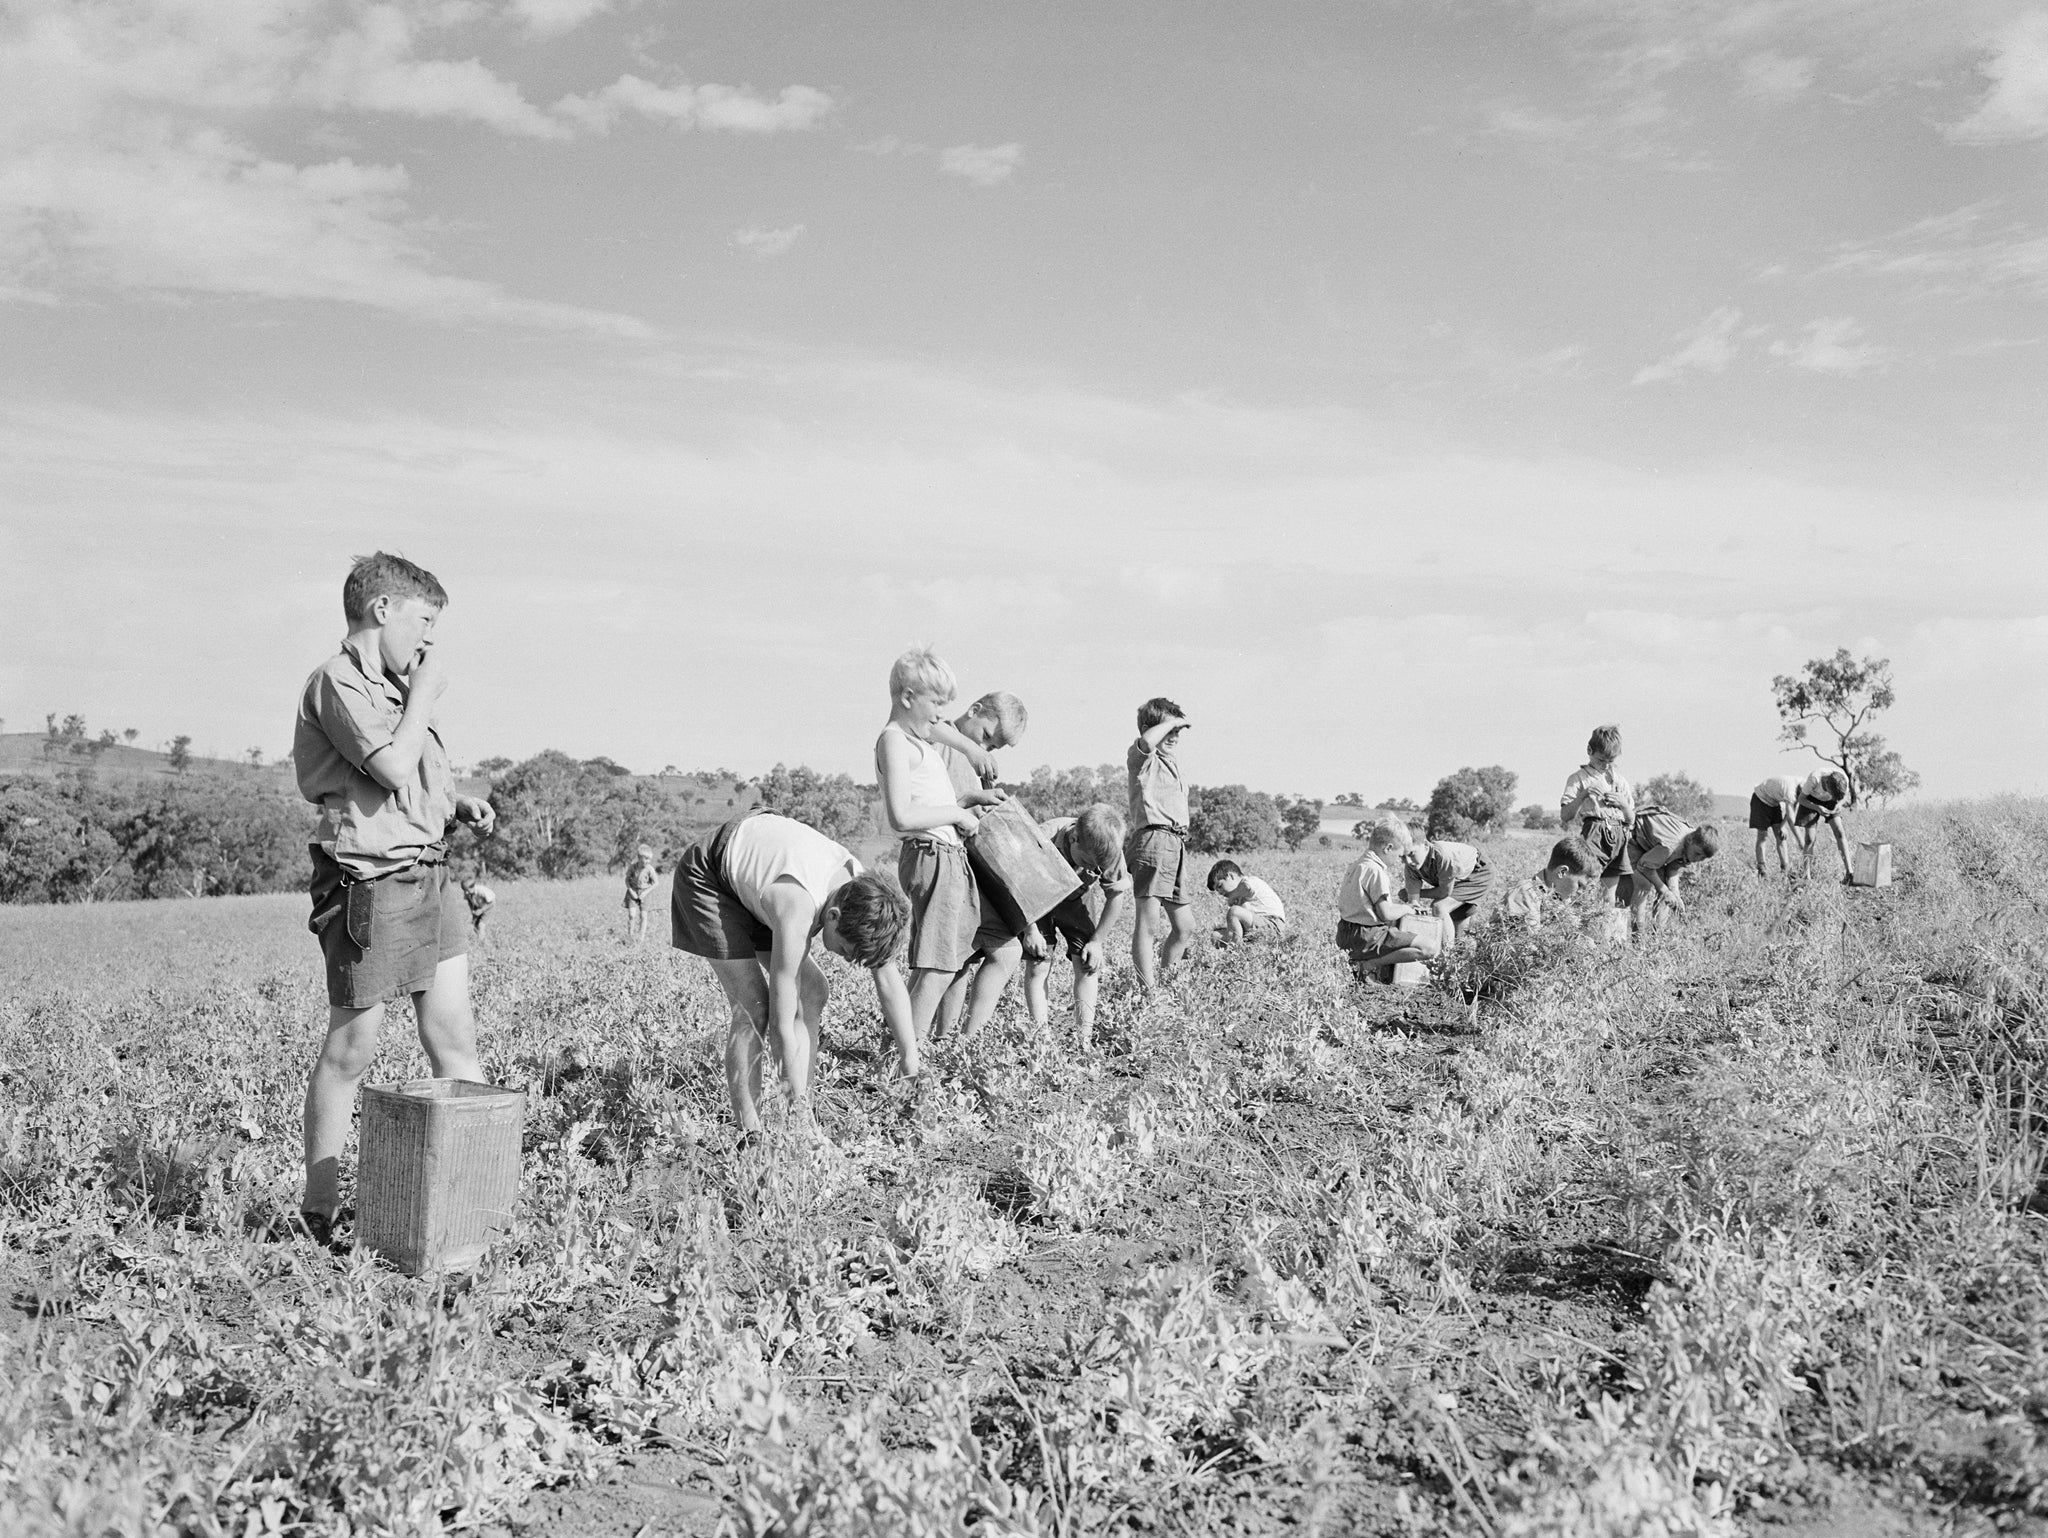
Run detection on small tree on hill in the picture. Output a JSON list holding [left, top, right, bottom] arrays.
[[1188, 784, 1281, 854], [123, 728, 138, 744], [758, 763, 871, 843], [1277, 795, 1322, 850], [1640, 771, 1714, 821], [1771, 648, 1914, 805], [1425, 766, 1518, 841], [1333, 791, 1365, 807], [168, 736, 192, 773]]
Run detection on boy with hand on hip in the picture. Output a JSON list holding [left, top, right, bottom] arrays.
[[1207, 859, 1287, 943], [1559, 724, 1635, 904], [1023, 804, 1131, 1051], [292, 553, 497, 1245], [670, 809, 913, 1140], [875, 648, 1020, 1044], [1126, 698, 1198, 987], [1749, 769, 1853, 880], [1334, 818, 1442, 981], [1626, 808, 1720, 933]]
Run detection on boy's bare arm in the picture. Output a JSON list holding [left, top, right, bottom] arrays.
[[760, 890, 818, 1095], [1138, 716, 1189, 749], [362, 650, 450, 791], [928, 720, 996, 782], [877, 732, 978, 835]]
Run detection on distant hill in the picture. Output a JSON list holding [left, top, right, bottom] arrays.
[[0, 733, 491, 798]]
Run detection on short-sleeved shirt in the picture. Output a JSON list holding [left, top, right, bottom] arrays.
[[1337, 853, 1397, 925], [464, 883, 495, 915], [879, 722, 963, 845], [1227, 874, 1285, 921], [1629, 806, 1693, 873], [1560, 764, 1634, 829], [294, 638, 455, 879], [1500, 875, 1548, 929], [1127, 735, 1189, 832], [722, 815, 859, 920], [625, 864, 658, 900], [1407, 841, 1479, 893], [1044, 817, 1133, 896]]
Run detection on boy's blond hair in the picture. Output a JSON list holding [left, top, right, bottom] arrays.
[[889, 646, 957, 702], [1367, 814, 1412, 855], [967, 691, 1029, 745], [1071, 803, 1125, 869]]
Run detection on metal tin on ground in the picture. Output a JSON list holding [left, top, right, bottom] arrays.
[[357, 1079, 524, 1276]]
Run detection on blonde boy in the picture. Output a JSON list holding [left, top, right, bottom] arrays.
[[623, 845, 658, 943], [1126, 696, 1197, 987], [1207, 860, 1286, 943], [1749, 769, 1852, 880], [1626, 808, 1720, 932], [1401, 837, 1498, 943], [1023, 804, 1131, 1051], [1334, 817, 1441, 981], [875, 648, 1021, 1042], [292, 553, 497, 1244], [1559, 724, 1635, 902]]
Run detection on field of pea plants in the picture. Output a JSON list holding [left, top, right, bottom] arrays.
[[5, 801, 2048, 1536]]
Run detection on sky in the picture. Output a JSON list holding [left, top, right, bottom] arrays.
[[2, 0, 2045, 807]]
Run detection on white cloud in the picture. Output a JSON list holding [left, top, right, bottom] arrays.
[[734, 223, 805, 258], [1818, 204, 2048, 298], [1948, 11, 2048, 143], [1769, 316, 1890, 374], [1632, 305, 1744, 384], [553, 75, 832, 134], [940, 142, 1023, 186], [511, 0, 616, 40], [293, 5, 566, 137], [1739, 50, 1815, 99]]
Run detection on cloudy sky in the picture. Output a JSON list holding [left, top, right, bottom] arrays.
[[2, 0, 2044, 806]]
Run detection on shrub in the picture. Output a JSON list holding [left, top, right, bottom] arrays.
[[1187, 784, 1280, 853], [1640, 772, 1714, 821], [1425, 766, 1518, 840], [757, 763, 872, 842], [1519, 804, 1559, 830]]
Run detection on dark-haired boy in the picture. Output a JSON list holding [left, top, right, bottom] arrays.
[[671, 809, 916, 1138], [1499, 835, 1602, 930], [1207, 859, 1286, 943], [1750, 770, 1853, 880], [1127, 697, 1197, 987], [1559, 724, 1635, 904], [1023, 804, 1131, 1050], [293, 552, 498, 1242], [1401, 837, 1498, 943], [1626, 807, 1720, 932]]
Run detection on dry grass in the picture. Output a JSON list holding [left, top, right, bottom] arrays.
[[2, 807, 2046, 1535]]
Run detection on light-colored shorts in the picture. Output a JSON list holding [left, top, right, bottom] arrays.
[[898, 837, 997, 972], [1125, 825, 1190, 904]]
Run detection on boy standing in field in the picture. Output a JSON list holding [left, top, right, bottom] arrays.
[[875, 648, 1019, 1043], [292, 553, 498, 1245], [1749, 769, 1853, 880], [623, 846, 659, 943], [1626, 807, 1720, 933], [1559, 724, 1635, 904], [1207, 860, 1287, 943], [1023, 804, 1131, 1051], [1127, 698, 1198, 987], [670, 809, 913, 1139], [1334, 818, 1442, 981], [1401, 836, 1499, 943], [1498, 835, 1602, 930]]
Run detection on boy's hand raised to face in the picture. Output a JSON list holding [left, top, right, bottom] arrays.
[[408, 646, 452, 705]]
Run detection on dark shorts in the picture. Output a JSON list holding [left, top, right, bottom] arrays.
[[1036, 882, 1110, 956], [1579, 819, 1632, 879], [309, 849, 468, 1010], [1334, 918, 1408, 974], [1748, 793, 1785, 831], [899, 837, 1002, 972], [1126, 825, 1190, 904], [1440, 859, 1498, 924], [671, 815, 772, 961]]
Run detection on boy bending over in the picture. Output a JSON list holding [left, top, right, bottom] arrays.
[[1023, 804, 1131, 1051], [1207, 860, 1286, 943], [293, 553, 498, 1244], [1401, 836, 1498, 943], [1626, 807, 1720, 933], [1499, 835, 1601, 930], [1126, 698, 1197, 987], [671, 809, 912, 1139], [937, 691, 1037, 1032], [1559, 724, 1635, 904], [1334, 818, 1441, 981], [1749, 770, 1852, 880]]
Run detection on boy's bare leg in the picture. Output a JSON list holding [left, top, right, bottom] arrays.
[[1753, 829, 1769, 876], [960, 937, 1022, 1038], [1160, 901, 1198, 977], [1022, 958, 1052, 1031], [709, 958, 774, 1133], [1132, 896, 1165, 987], [415, 954, 483, 1080], [302, 1002, 386, 1219], [935, 967, 973, 1036], [908, 968, 955, 1039], [1072, 956, 1101, 1050]]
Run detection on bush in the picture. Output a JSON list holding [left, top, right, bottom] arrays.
[[1187, 784, 1281, 854], [1641, 772, 1715, 821], [757, 764, 872, 843], [1012, 764, 1122, 821], [1425, 766, 1518, 840], [1519, 804, 1559, 830], [1277, 796, 1322, 850]]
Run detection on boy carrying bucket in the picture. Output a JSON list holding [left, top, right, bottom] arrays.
[[292, 553, 498, 1246]]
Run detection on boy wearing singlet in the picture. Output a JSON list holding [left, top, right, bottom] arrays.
[[671, 810, 913, 1138], [874, 647, 1018, 1043]]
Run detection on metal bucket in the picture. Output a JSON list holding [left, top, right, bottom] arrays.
[[357, 1078, 524, 1276], [1382, 914, 1447, 988], [966, 799, 1082, 935], [1850, 842, 1893, 888]]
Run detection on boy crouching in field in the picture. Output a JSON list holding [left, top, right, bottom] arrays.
[[876, 648, 1020, 1043], [1023, 805, 1131, 1051], [293, 553, 498, 1244], [1625, 806, 1720, 934], [1750, 769, 1853, 881], [1207, 860, 1286, 943], [1334, 818, 1441, 982], [1498, 835, 1601, 930], [1127, 697, 1198, 987], [671, 809, 913, 1140], [1401, 836, 1498, 944]]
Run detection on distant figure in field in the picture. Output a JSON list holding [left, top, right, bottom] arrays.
[[1559, 724, 1635, 905], [1401, 836, 1499, 944], [670, 810, 913, 1140], [292, 552, 497, 1246], [936, 691, 1037, 1033], [1498, 835, 1602, 930], [1625, 807, 1720, 934], [1207, 859, 1286, 944], [1334, 818, 1442, 981], [1024, 805, 1131, 1052], [874, 647, 1014, 1046], [623, 846, 658, 943], [1127, 697, 1197, 987], [1749, 770, 1853, 880], [461, 875, 495, 938]]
